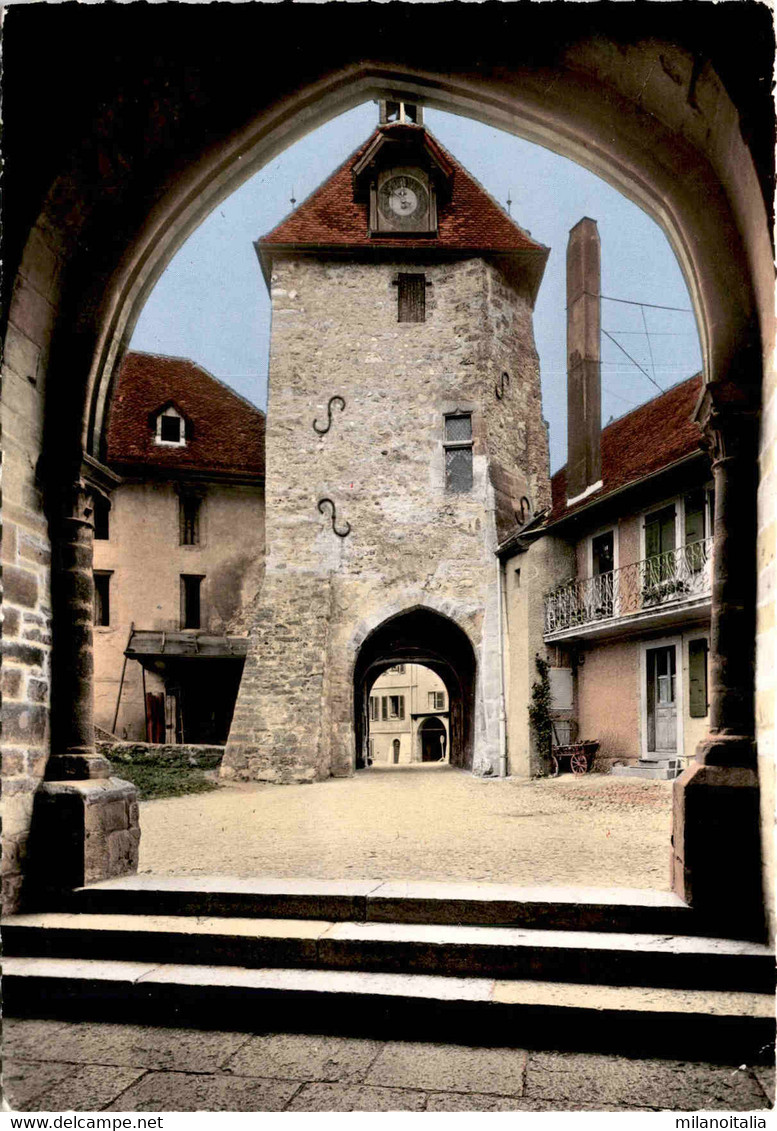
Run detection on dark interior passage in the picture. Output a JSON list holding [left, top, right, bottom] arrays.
[[353, 607, 476, 772]]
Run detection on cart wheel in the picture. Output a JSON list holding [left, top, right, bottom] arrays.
[[550, 753, 560, 778], [570, 751, 589, 775]]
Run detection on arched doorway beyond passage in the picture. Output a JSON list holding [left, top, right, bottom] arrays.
[[353, 608, 476, 773], [419, 716, 447, 763]]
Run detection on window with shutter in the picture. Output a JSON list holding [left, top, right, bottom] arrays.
[[397, 274, 426, 322], [444, 413, 473, 493], [684, 490, 706, 544], [688, 639, 708, 717]]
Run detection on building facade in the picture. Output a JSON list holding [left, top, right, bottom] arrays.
[[367, 663, 450, 764], [504, 374, 712, 778], [93, 351, 265, 745], [500, 220, 712, 779]]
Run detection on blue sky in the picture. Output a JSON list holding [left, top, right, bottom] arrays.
[[131, 102, 702, 472]]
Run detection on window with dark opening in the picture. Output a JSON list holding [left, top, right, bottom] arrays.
[[180, 495, 201, 546], [181, 574, 203, 630], [93, 572, 112, 626], [160, 415, 182, 443], [380, 695, 405, 720], [428, 691, 445, 710], [397, 274, 426, 323], [93, 494, 110, 540], [444, 413, 473, 493]]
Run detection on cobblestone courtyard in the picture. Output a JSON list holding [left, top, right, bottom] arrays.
[[139, 765, 674, 890]]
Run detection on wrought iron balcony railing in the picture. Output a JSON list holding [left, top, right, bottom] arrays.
[[544, 537, 713, 636]]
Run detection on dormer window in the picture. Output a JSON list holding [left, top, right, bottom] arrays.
[[155, 405, 186, 447]]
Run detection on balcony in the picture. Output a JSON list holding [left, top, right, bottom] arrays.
[[544, 537, 713, 642]]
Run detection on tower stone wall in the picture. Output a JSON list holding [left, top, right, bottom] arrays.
[[222, 252, 549, 783]]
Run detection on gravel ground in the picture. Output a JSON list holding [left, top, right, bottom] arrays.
[[138, 765, 674, 890]]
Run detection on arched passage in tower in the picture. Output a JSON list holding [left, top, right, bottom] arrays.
[[353, 609, 476, 773]]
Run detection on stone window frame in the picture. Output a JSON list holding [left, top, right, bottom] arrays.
[[93, 570, 113, 627], [180, 573, 205, 630], [395, 273, 428, 323], [443, 410, 474, 494], [93, 493, 111, 541], [179, 492, 205, 547]]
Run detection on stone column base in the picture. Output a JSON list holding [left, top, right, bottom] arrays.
[[672, 758, 763, 937], [27, 777, 140, 906]]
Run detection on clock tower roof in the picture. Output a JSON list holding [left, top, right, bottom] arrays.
[[256, 123, 549, 301]]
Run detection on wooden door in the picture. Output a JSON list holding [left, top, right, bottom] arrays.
[[646, 645, 677, 753]]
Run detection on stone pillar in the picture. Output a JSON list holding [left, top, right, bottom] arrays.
[[29, 472, 140, 903], [672, 381, 762, 933]]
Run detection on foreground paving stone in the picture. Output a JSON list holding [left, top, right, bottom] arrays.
[[426, 1091, 523, 1111], [4, 1061, 76, 1110], [286, 1082, 426, 1111], [23, 1065, 147, 1112], [524, 1051, 770, 1110], [224, 1033, 383, 1083], [3, 1019, 71, 1061], [366, 1041, 527, 1095], [103, 1071, 298, 1113], [9, 1021, 252, 1073], [753, 1066, 775, 1103]]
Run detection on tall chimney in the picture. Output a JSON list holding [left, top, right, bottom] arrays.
[[566, 218, 602, 503]]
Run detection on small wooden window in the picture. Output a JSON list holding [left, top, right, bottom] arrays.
[[181, 574, 203, 630], [398, 274, 426, 323], [180, 495, 201, 546], [688, 639, 708, 718], [93, 494, 110, 541], [428, 691, 445, 710], [444, 413, 473, 493], [93, 571, 112, 626]]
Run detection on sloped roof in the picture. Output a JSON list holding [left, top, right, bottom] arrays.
[[259, 123, 547, 257], [549, 373, 704, 522], [105, 351, 265, 478]]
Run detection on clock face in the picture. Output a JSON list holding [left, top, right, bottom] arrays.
[[377, 174, 429, 231]]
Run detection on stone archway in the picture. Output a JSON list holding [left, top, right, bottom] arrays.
[[2, 5, 772, 927], [354, 609, 476, 773]]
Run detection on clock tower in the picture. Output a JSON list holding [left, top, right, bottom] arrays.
[[222, 104, 551, 784]]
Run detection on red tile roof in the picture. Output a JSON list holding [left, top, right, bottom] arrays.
[[259, 124, 547, 257], [550, 373, 704, 521], [105, 352, 265, 478]]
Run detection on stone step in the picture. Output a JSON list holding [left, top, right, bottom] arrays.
[[4, 957, 773, 1062], [3, 913, 773, 991], [55, 875, 752, 938], [611, 765, 682, 780]]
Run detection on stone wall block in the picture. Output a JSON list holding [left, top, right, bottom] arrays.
[[2, 522, 19, 566], [20, 226, 62, 297], [2, 667, 23, 698], [3, 703, 49, 746], [10, 276, 55, 348], [3, 565, 39, 608], [3, 324, 41, 385], [26, 779, 140, 903], [3, 641, 47, 670]]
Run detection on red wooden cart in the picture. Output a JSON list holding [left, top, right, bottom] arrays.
[[550, 741, 599, 776]]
